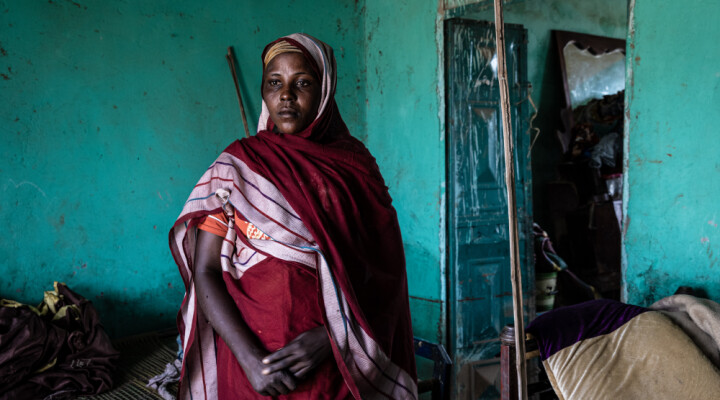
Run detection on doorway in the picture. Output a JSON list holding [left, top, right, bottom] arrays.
[[441, 1, 629, 398]]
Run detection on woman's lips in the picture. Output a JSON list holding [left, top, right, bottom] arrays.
[[278, 108, 298, 118]]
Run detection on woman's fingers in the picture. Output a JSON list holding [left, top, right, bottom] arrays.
[[262, 344, 295, 365], [288, 362, 306, 374], [247, 355, 298, 396], [255, 370, 297, 395], [280, 371, 298, 392], [292, 365, 313, 379], [260, 327, 331, 383], [262, 350, 299, 375], [262, 327, 332, 380], [267, 371, 296, 395]]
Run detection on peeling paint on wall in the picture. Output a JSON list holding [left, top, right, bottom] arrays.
[[624, 0, 720, 304]]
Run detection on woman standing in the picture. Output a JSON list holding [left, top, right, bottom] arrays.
[[170, 33, 417, 399]]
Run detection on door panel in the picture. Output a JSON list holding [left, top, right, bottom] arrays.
[[446, 18, 533, 399]]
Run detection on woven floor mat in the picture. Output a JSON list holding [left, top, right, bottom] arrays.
[[79, 329, 179, 400]]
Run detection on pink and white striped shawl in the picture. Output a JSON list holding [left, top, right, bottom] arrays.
[[170, 150, 418, 399]]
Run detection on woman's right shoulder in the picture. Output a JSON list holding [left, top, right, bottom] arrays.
[[221, 135, 270, 163], [223, 138, 244, 152]]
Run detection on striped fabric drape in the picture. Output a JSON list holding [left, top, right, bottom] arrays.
[[170, 152, 417, 399]]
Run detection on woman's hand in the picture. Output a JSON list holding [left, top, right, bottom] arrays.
[[243, 351, 298, 396], [261, 326, 332, 380]]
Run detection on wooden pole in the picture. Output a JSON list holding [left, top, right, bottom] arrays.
[[226, 46, 251, 138], [493, 1, 528, 399]]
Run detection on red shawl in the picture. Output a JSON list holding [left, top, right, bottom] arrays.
[[243, 34, 415, 393]]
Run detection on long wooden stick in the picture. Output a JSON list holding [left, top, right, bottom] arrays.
[[493, 1, 528, 399], [226, 46, 251, 138]]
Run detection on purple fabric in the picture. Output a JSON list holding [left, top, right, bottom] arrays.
[[527, 299, 649, 360]]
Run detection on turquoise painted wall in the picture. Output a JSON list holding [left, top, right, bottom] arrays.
[[462, 0, 628, 229], [5, 0, 676, 354], [624, 0, 720, 304], [363, 0, 444, 343], [1, 0, 365, 338]]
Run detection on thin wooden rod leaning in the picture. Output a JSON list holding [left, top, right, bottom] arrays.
[[493, 0, 528, 399], [226, 46, 251, 138]]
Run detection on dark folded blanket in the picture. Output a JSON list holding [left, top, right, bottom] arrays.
[[0, 282, 119, 400]]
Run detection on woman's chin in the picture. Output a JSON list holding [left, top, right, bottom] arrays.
[[275, 122, 306, 135], [276, 127, 297, 135]]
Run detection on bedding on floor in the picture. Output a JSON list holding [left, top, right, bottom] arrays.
[[527, 299, 720, 400]]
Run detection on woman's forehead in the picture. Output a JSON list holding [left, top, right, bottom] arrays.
[[264, 53, 317, 76]]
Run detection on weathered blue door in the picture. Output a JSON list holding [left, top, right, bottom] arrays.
[[445, 19, 533, 399]]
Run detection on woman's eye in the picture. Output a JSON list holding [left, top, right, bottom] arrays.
[[268, 80, 280, 87], [297, 80, 311, 87]]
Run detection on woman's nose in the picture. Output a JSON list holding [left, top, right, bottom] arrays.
[[280, 87, 296, 101]]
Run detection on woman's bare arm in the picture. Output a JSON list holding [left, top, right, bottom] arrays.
[[193, 229, 297, 396]]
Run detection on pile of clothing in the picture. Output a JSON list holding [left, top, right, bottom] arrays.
[[568, 90, 625, 171], [0, 282, 118, 400]]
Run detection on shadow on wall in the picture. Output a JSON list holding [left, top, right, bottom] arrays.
[[91, 292, 180, 338]]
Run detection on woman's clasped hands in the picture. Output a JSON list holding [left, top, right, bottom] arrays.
[[245, 326, 332, 396]]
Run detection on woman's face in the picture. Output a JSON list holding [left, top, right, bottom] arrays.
[[262, 52, 321, 135]]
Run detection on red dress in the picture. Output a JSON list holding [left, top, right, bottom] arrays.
[[199, 214, 351, 399]]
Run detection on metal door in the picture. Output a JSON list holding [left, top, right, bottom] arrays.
[[445, 18, 533, 399]]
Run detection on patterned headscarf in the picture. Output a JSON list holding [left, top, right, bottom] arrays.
[[257, 33, 340, 142], [262, 40, 302, 67]]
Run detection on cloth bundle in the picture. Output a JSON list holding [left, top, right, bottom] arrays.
[[146, 335, 184, 400], [0, 282, 119, 400], [528, 299, 720, 399], [651, 294, 720, 368]]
